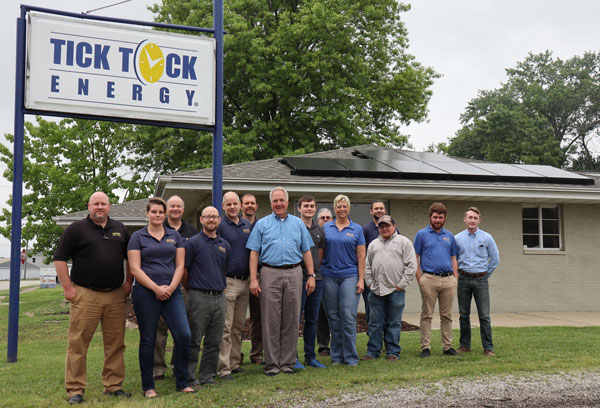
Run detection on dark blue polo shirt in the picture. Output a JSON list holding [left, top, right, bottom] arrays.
[[321, 220, 366, 279], [301, 222, 326, 280], [217, 216, 251, 278], [362, 220, 379, 248], [127, 226, 184, 286], [413, 224, 458, 274], [184, 231, 230, 291]]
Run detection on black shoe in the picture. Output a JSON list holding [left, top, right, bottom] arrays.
[[103, 389, 131, 398], [265, 372, 278, 377], [283, 370, 297, 375], [153, 374, 166, 381], [68, 394, 83, 404], [443, 347, 457, 356], [232, 367, 246, 374], [220, 374, 234, 380], [420, 348, 431, 358]]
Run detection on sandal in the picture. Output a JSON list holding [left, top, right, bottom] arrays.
[[176, 386, 196, 393], [144, 389, 158, 398]]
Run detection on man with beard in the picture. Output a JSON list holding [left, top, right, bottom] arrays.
[[246, 187, 315, 376], [185, 206, 230, 386], [413, 202, 458, 358]]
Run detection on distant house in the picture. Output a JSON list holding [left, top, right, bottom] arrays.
[[54, 145, 600, 313], [0, 257, 41, 280]]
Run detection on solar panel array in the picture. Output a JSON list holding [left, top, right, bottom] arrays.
[[279, 149, 594, 185]]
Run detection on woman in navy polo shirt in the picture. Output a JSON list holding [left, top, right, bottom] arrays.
[[127, 197, 194, 397], [320, 194, 366, 366]]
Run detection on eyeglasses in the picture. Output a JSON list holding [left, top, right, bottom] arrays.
[[319, 216, 332, 220], [202, 215, 219, 220]]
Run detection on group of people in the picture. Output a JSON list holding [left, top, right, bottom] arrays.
[[53, 189, 499, 404]]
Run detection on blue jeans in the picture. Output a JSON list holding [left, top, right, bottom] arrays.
[[322, 275, 360, 365], [457, 275, 493, 351], [366, 290, 405, 358], [133, 284, 191, 391], [300, 279, 323, 363]]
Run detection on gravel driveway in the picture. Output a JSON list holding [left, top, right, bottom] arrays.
[[291, 370, 600, 407]]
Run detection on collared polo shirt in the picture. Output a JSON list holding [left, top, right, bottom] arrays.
[[413, 224, 458, 274], [127, 226, 184, 286], [246, 213, 313, 266], [185, 231, 230, 291], [301, 222, 326, 280], [53, 215, 129, 289], [362, 220, 380, 248], [217, 216, 251, 278], [320, 219, 366, 278], [455, 228, 500, 276], [164, 219, 198, 240]]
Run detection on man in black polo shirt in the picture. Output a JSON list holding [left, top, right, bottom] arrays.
[[154, 195, 198, 380], [54, 192, 132, 404], [185, 206, 230, 386]]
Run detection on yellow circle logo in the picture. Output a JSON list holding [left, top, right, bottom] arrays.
[[137, 41, 164, 84]]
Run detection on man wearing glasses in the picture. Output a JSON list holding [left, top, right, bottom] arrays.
[[362, 216, 416, 361], [316, 207, 332, 356]]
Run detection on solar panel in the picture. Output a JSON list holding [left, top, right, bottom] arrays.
[[383, 160, 449, 175], [470, 163, 540, 177], [428, 162, 496, 177], [280, 157, 348, 176], [331, 158, 398, 177], [396, 151, 459, 163], [355, 148, 418, 162]]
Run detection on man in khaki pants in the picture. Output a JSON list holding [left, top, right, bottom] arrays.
[[413, 202, 458, 358], [54, 192, 132, 404]]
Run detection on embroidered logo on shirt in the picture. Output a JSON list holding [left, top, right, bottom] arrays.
[[442, 237, 449, 241], [243, 229, 250, 234], [346, 232, 354, 237], [218, 246, 227, 253], [111, 232, 121, 237], [166, 238, 175, 243]]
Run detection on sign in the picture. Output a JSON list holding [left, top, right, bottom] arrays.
[[20, 249, 26, 265], [25, 12, 216, 126]]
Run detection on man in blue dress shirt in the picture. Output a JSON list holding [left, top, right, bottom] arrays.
[[246, 187, 315, 376], [454, 207, 500, 357]]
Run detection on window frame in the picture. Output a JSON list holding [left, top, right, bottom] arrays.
[[522, 204, 563, 251]]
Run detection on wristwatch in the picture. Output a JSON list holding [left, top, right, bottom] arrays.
[[308, 273, 316, 278]]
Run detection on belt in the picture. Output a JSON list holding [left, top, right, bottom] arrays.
[[193, 289, 223, 296], [459, 270, 487, 278], [423, 271, 453, 277], [78, 284, 120, 292], [262, 263, 301, 270], [227, 275, 249, 281]]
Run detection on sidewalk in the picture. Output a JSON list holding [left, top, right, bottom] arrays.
[[0, 280, 40, 290], [402, 312, 599, 328]]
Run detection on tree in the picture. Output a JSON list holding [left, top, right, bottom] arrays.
[[447, 51, 600, 168], [149, 0, 437, 162], [0, 118, 152, 259]]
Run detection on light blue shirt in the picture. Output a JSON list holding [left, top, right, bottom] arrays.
[[455, 228, 500, 276], [246, 213, 313, 266]]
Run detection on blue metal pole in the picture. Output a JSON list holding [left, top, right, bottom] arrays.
[[212, 0, 224, 212], [7, 15, 26, 363]]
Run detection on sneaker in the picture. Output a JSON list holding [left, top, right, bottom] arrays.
[[457, 347, 471, 353], [200, 378, 216, 385], [484, 350, 496, 357], [360, 355, 376, 361], [232, 367, 246, 374], [294, 359, 305, 370], [386, 355, 399, 361], [307, 359, 327, 368], [68, 394, 83, 404], [219, 374, 234, 381], [420, 348, 431, 358], [443, 348, 458, 356]]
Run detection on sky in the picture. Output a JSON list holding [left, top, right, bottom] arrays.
[[1, 0, 600, 257]]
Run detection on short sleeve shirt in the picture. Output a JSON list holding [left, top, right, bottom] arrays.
[[217, 216, 251, 278], [413, 224, 458, 274], [127, 226, 184, 286], [320, 220, 366, 278], [301, 222, 326, 280], [184, 231, 230, 291]]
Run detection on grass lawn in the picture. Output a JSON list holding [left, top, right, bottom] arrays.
[[0, 287, 599, 407]]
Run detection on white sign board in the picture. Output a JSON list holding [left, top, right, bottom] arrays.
[[25, 12, 216, 126]]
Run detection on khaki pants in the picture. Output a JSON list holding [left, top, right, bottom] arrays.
[[249, 291, 263, 362], [419, 273, 457, 351], [65, 286, 127, 397], [218, 278, 250, 376], [260, 265, 302, 375]]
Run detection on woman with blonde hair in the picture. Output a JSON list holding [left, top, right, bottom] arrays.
[[320, 195, 366, 366]]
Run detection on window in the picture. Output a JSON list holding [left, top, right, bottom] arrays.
[[522, 205, 562, 249]]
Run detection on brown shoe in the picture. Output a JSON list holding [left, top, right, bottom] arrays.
[[360, 355, 376, 361], [319, 350, 330, 357], [386, 355, 399, 361], [457, 347, 471, 353], [484, 350, 496, 357]]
